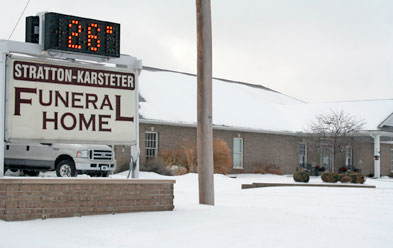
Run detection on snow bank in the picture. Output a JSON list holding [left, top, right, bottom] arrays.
[[1, 172, 393, 248]]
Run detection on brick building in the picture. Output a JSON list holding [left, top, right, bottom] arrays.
[[116, 67, 393, 177]]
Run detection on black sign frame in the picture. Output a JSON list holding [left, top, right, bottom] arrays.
[[43, 12, 120, 57]]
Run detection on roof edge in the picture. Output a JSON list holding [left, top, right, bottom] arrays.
[[142, 66, 305, 103], [140, 118, 301, 136], [378, 112, 393, 129], [140, 118, 393, 137]]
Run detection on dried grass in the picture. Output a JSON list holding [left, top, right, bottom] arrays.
[[156, 138, 232, 174], [213, 138, 232, 174], [252, 162, 284, 175]]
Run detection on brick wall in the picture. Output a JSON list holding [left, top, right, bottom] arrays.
[[139, 123, 197, 166], [0, 179, 175, 221], [380, 144, 393, 176], [212, 129, 301, 174], [137, 123, 302, 174], [353, 138, 374, 175], [124, 122, 393, 176]]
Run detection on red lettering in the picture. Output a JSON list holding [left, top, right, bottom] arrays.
[[79, 114, 96, 131], [98, 115, 111, 132], [39, 89, 52, 106], [115, 95, 133, 122], [85, 93, 98, 109], [99, 95, 113, 110], [61, 112, 77, 130], [55, 91, 69, 107], [14, 87, 37, 115], [43, 111, 58, 130], [71, 92, 83, 109]]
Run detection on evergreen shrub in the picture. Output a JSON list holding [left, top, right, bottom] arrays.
[[347, 172, 365, 184], [293, 171, 310, 183], [340, 176, 352, 183], [321, 172, 339, 183]]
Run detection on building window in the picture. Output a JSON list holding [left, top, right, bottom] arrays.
[[145, 131, 158, 160], [298, 143, 307, 168], [345, 146, 352, 169], [391, 149, 393, 172], [321, 146, 334, 172], [233, 137, 243, 169]]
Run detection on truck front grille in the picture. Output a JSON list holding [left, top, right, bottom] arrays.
[[89, 149, 113, 161]]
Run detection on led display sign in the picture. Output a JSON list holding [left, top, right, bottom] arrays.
[[42, 12, 120, 57]]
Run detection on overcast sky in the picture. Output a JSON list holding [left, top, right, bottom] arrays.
[[1, 0, 393, 103]]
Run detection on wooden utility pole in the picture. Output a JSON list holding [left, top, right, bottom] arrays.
[[196, 0, 214, 205]]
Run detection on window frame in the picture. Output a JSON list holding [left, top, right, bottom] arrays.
[[298, 143, 307, 168], [345, 146, 352, 168], [391, 149, 393, 172], [233, 137, 243, 169], [145, 131, 158, 160], [320, 145, 334, 172]]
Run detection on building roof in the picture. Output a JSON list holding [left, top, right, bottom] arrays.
[[139, 67, 393, 133]]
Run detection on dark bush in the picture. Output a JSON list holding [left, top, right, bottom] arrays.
[[338, 174, 345, 181], [340, 176, 352, 183], [368, 173, 374, 178], [293, 171, 310, 183], [321, 172, 339, 183], [347, 172, 365, 184], [388, 172, 393, 178]]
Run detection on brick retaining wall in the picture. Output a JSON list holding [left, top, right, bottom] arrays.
[[0, 179, 175, 221]]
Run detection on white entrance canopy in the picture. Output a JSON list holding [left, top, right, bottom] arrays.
[[369, 125, 393, 178]]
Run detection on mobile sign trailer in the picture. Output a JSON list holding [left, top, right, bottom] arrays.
[[0, 12, 175, 221], [0, 40, 141, 177], [0, 11, 142, 178]]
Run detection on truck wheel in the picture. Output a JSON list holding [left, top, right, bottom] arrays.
[[56, 159, 77, 177]]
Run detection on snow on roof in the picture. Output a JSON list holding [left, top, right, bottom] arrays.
[[139, 68, 393, 133], [281, 100, 393, 132]]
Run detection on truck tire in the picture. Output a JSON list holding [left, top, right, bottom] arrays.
[[56, 159, 77, 177]]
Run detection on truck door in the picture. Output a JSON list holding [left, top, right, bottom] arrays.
[[25, 143, 56, 169], [4, 143, 28, 169]]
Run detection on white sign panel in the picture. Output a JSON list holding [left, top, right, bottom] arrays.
[[6, 57, 137, 144]]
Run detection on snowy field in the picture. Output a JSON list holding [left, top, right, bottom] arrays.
[[1, 172, 393, 248]]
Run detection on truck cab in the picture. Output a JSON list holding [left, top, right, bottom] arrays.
[[4, 143, 116, 177]]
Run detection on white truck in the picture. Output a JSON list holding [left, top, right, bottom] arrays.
[[4, 143, 116, 177]]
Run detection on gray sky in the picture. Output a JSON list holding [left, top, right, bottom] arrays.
[[1, 0, 393, 103]]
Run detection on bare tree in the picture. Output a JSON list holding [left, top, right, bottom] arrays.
[[308, 110, 365, 172]]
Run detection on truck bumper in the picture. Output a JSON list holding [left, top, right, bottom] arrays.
[[75, 158, 116, 173]]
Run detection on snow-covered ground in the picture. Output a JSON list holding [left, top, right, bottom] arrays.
[[1, 172, 393, 248]]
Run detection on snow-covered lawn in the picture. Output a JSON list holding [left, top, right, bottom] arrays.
[[1, 172, 393, 248]]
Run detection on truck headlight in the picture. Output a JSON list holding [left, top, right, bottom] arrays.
[[76, 150, 88, 158]]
